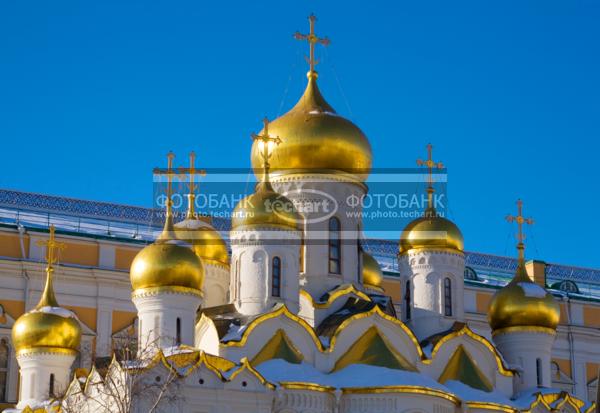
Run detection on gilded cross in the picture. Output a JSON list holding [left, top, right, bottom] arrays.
[[417, 144, 444, 188], [251, 117, 281, 181], [416, 144, 443, 210], [36, 225, 65, 269], [165, 151, 175, 209], [506, 199, 534, 260], [179, 151, 206, 219], [294, 14, 331, 74]]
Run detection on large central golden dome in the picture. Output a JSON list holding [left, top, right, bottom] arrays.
[[250, 72, 372, 181]]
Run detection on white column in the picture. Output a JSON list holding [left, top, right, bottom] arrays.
[[16, 352, 75, 408], [399, 250, 465, 340], [493, 330, 556, 393], [132, 291, 201, 352], [230, 228, 300, 316]]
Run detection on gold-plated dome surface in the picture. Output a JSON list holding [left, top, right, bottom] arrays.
[[130, 240, 204, 293], [399, 209, 464, 254], [175, 219, 230, 267], [362, 252, 384, 290], [12, 309, 82, 355], [488, 266, 560, 331], [232, 181, 301, 230], [250, 73, 372, 181], [12, 266, 81, 355]]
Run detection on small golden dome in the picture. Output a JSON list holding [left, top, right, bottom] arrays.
[[130, 240, 204, 293], [175, 219, 230, 267], [362, 252, 384, 290], [399, 208, 464, 254], [488, 265, 560, 331], [232, 181, 301, 230], [250, 73, 372, 181], [12, 269, 81, 355]]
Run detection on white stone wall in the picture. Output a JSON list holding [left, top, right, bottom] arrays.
[[203, 263, 230, 308], [493, 330, 556, 393], [133, 291, 201, 350], [271, 175, 366, 299], [230, 227, 301, 315], [398, 249, 466, 340], [16, 351, 75, 409]]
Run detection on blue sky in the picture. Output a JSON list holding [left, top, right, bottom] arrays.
[[1, 1, 599, 268]]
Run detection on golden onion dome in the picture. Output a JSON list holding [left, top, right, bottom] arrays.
[[130, 214, 204, 294], [250, 72, 372, 181], [232, 181, 301, 230], [399, 207, 464, 255], [362, 251, 384, 291], [12, 269, 81, 355], [175, 218, 230, 267], [488, 264, 560, 331]]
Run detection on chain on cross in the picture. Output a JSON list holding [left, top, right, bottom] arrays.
[[252, 117, 281, 181], [506, 199, 534, 260], [36, 225, 65, 269], [294, 14, 331, 74]]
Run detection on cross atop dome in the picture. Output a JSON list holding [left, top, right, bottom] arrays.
[[251, 117, 281, 182], [506, 199, 534, 262], [416, 143, 444, 212], [35, 225, 66, 308], [157, 151, 177, 241], [37, 225, 65, 270], [180, 151, 206, 219], [294, 14, 331, 76]]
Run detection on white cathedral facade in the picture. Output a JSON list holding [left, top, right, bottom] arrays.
[[3, 16, 594, 413]]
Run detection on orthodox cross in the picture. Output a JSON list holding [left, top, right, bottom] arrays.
[[506, 199, 534, 261], [37, 225, 65, 270], [165, 151, 175, 211], [36, 225, 65, 307], [179, 151, 206, 219], [251, 117, 281, 181], [294, 14, 331, 74], [416, 144, 444, 209]]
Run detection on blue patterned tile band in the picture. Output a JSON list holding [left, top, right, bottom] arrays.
[[0, 188, 598, 295]]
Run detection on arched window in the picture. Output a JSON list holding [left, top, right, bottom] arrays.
[[536, 358, 543, 386], [328, 217, 341, 274], [444, 277, 453, 317], [0, 338, 8, 402], [49, 373, 55, 398], [405, 280, 411, 320], [176, 317, 182, 345], [464, 266, 479, 281], [272, 257, 281, 297]]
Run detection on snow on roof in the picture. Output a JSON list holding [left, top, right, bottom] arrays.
[[256, 359, 448, 392]]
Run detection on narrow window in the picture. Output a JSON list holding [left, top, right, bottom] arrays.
[[49, 373, 55, 398], [176, 317, 182, 345], [272, 257, 281, 297], [444, 277, 453, 316], [299, 235, 305, 273], [0, 339, 8, 402], [405, 280, 411, 320], [328, 217, 341, 274], [536, 358, 543, 386]]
